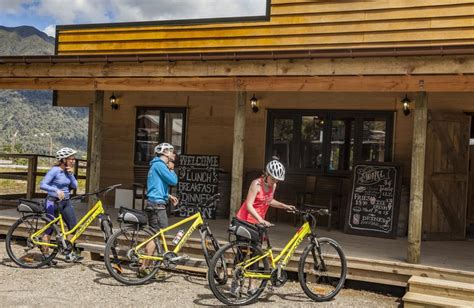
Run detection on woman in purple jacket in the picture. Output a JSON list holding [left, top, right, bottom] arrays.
[[40, 147, 81, 263]]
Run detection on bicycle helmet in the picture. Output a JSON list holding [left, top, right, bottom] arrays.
[[154, 143, 174, 155], [266, 160, 285, 181], [56, 147, 77, 160]]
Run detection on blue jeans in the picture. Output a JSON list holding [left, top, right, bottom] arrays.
[[45, 198, 77, 235]]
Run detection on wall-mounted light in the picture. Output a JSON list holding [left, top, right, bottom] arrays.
[[110, 92, 119, 110], [401, 94, 410, 116], [250, 94, 259, 113]]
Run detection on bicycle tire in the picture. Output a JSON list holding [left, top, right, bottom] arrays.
[[298, 237, 347, 302], [201, 229, 227, 285], [208, 241, 269, 306], [101, 218, 113, 243], [6, 214, 59, 268], [104, 226, 163, 285]]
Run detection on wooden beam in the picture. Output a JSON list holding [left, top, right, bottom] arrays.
[[407, 91, 428, 264], [26, 156, 37, 199], [88, 91, 103, 206], [229, 90, 246, 220], [2, 56, 474, 77], [1, 75, 474, 92]]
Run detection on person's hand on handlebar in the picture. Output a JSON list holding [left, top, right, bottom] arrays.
[[285, 204, 297, 213], [258, 219, 274, 228]]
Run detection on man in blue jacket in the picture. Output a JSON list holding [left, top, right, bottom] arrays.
[[140, 142, 178, 276], [147, 142, 179, 230]]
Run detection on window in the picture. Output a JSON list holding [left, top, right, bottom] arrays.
[[135, 107, 186, 164], [267, 110, 393, 173]]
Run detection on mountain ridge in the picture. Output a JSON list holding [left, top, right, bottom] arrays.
[[0, 26, 88, 156]]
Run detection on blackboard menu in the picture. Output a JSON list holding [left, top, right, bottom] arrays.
[[176, 154, 219, 219], [344, 163, 401, 239]]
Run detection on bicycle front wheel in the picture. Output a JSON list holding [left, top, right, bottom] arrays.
[[104, 226, 162, 285], [201, 228, 227, 285], [298, 237, 347, 302], [5, 214, 59, 268], [208, 241, 269, 306]]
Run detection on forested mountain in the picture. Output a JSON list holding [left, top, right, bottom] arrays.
[[0, 26, 88, 156]]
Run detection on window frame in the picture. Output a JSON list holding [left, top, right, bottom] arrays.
[[134, 106, 187, 165], [266, 109, 394, 175]]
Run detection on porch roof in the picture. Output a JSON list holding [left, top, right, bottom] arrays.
[[1, 47, 474, 92]]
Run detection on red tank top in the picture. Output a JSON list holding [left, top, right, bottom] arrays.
[[236, 177, 274, 224]]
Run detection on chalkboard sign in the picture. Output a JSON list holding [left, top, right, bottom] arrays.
[[175, 155, 219, 219], [344, 163, 401, 239]]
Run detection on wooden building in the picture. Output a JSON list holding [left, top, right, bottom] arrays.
[[2, 0, 474, 264]]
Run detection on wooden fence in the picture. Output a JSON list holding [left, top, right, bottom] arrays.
[[0, 153, 88, 205]]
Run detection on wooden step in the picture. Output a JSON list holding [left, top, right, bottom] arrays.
[[408, 276, 474, 302], [403, 292, 474, 308]]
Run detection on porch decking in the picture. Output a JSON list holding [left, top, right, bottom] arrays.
[[1, 206, 473, 288]]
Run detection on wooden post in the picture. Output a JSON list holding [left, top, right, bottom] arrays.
[[26, 155, 38, 199], [407, 91, 428, 264], [229, 90, 246, 220], [88, 91, 104, 206]]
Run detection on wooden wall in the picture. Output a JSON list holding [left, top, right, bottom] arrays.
[[56, 0, 474, 55], [56, 91, 474, 191]]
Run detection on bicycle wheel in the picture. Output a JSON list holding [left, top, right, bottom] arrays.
[[100, 217, 113, 243], [5, 215, 59, 268], [104, 226, 163, 285], [201, 228, 227, 285], [208, 241, 269, 306], [298, 237, 347, 302]]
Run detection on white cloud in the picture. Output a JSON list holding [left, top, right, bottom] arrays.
[[9, 0, 267, 26], [2, 0, 34, 14], [35, 0, 111, 25], [110, 0, 267, 22], [43, 24, 55, 37]]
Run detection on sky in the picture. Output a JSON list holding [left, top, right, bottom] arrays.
[[0, 0, 267, 37]]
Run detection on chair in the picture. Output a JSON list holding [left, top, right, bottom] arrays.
[[295, 176, 343, 230], [132, 166, 149, 210]]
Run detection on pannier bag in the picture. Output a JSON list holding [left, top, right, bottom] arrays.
[[117, 207, 147, 225], [17, 199, 45, 213], [228, 217, 261, 242]]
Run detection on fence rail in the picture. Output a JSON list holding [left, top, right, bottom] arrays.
[[0, 153, 88, 204]]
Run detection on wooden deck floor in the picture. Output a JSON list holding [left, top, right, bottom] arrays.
[[1, 206, 473, 287]]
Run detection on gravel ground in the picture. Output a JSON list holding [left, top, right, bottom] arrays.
[[0, 239, 400, 307]]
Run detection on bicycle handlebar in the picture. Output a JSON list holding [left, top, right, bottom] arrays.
[[70, 184, 122, 201], [291, 208, 329, 216]]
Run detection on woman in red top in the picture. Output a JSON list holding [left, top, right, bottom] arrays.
[[237, 159, 295, 227]]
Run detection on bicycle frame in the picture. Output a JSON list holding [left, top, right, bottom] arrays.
[[134, 211, 204, 261], [240, 221, 312, 279], [31, 200, 106, 247]]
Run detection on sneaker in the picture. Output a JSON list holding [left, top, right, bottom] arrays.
[[112, 263, 123, 274], [64, 252, 83, 263], [41, 255, 58, 266], [137, 267, 152, 278]]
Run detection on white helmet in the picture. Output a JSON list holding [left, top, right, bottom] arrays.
[[56, 147, 77, 160], [266, 160, 285, 181], [154, 143, 174, 155]]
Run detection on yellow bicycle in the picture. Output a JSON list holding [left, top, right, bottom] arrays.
[[104, 193, 226, 285], [207, 208, 347, 306], [5, 184, 122, 268]]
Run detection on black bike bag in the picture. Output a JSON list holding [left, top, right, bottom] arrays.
[[228, 217, 261, 242], [117, 207, 147, 225], [17, 199, 45, 213]]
